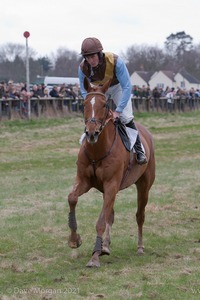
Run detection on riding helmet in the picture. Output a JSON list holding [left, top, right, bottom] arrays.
[[81, 37, 103, 56]]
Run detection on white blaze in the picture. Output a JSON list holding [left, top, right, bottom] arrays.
[[90, 97, 95, 118]]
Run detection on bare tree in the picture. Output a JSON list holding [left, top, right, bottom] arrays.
[[125, 45, 166, 74], [51, 47, 80, 77], [0, 43, 36, 62]]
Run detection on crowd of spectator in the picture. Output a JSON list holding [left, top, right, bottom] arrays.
[[132, 85, 200, 111], [132, 84, 200, 99], [0, 80, 82, 117], [1, 80, 200, 117]]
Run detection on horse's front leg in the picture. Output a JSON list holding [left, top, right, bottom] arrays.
[[68, 179, 89, 248], [102, 210, 114, 255], [86, 188, 116, 267]]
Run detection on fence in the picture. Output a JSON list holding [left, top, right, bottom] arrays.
[[0, 97, 84, 121], [0, 96, 200, 120]]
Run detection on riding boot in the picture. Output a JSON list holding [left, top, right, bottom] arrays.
[[126, 120, 147, 165]]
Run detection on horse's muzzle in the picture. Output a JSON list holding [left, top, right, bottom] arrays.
[[85, 130, 100, 144]]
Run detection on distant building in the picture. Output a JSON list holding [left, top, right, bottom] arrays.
[[130, 69, 200, 90], [174, 68, 200, 90], [149, 70, 176, 90], [130, 71, 154, 88]]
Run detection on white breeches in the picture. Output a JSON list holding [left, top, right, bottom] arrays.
[[105, 83, 134, 124]]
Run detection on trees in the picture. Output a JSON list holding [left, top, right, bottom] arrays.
[[0, 31, 200, 84], [163, 31, 200, 78], [164, 31, 193, 57], [0, 43, 38, 82], [37, 56, 52, 75], [0, 43, 25, 62], [123, 31, 200, 80], [163, 31, 194, 71], [50, 47, 80, 77], [125, 45, 166, 74]]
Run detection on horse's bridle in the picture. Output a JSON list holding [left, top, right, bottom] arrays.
[[83, 91, 117, 174], [84, 92, 111, 133]]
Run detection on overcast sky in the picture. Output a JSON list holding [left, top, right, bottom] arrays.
[[2, 0, 200, 57]]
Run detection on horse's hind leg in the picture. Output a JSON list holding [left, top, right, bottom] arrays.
[[136, 155, 155, 254], [136, 178, 150, 255]]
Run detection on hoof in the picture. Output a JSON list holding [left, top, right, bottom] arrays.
[[101, 246, 110, 256], [68, 234, 82, 248], [86, 259, 100, 268], [137, 246, 144, 255]]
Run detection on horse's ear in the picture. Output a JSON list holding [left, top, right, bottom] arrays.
[[84, 77, 92, 92], [101, 79, 112, 94]]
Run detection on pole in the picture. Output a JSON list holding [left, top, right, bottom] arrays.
[[26, 38, 31, 119], [23, 31, 30, 119]]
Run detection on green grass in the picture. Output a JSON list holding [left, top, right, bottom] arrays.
[[0, 112, 200, 299]]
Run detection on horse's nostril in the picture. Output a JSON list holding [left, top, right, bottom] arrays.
[[95, 131, 100, 136]]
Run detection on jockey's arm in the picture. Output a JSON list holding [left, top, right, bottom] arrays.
[[115, 57, 132, 113]]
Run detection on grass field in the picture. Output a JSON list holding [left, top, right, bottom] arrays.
[[0, 111, 200, 300]]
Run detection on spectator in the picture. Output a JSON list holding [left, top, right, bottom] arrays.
[[49, 86, 63, 98], [30, 84, 41, 114], [189, 87, 196, 110], [37, 84, 46, 112], [20, 89, 29, 117], [195, 89, 200, 98], [152, 87, 160, 111], [7, 83, 20, 112], [43, 88, 49, 97], [37, 84, 45, 97], [166, 87, 175, 113], [49, 85, 64, 110], [72, 83, 81, 98], [0, 82, 8, 114], [59, 84, 67, 98], [0, 82, 5, 98]]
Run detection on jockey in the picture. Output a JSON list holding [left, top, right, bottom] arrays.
[[78, 37, 147, 165]]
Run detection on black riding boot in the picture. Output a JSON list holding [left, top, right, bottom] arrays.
[[126, 120, 147, 165]]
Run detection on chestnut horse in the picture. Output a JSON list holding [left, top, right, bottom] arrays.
[[68, 78, 155, 267]]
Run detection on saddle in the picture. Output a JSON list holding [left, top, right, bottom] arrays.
[[114, 119, 131, 152]]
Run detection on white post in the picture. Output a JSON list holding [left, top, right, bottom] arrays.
[[26, 38, 30, 119], [24, 31, 30, 119]]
